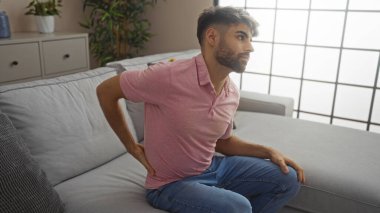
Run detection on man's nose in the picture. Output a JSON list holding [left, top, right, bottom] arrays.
[[247, 42, 254, 52]]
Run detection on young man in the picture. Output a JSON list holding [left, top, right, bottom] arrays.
[[97, 6, 305, 213]]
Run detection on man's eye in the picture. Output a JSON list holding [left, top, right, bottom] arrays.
[[238, 35, 245, 40]]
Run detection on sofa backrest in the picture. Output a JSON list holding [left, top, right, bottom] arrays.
[[0, 67, 137, 186], [107, 49, 201, 142]]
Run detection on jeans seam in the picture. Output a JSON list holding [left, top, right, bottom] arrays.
[[220, 178, 292, 213], [258, 191, 285, 213], [148, 189, 217, 213], [219, 178, 286, 195], [170, 197, 217, 213]]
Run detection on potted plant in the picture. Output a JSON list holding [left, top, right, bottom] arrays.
[[25, 0, 62, 33], [80, 0, 158, 66]]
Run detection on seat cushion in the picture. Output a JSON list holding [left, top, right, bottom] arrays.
[[0, 68, 137, 186], [234, 111, 380, 213], [0, 112, 64, 213], [54, 153, 165, 213]]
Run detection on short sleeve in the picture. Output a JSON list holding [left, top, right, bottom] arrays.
[[119, 63, 171, 105]]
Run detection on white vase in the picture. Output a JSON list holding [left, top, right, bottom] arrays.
[[35, 15, 54, 33]]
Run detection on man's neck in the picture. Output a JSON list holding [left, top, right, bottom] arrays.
[[202, 52, 231, 95]]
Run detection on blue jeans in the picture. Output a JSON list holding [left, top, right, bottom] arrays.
[[146, 156, 300, 213]]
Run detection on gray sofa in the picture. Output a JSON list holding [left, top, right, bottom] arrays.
[[0, 50, 379, 213]]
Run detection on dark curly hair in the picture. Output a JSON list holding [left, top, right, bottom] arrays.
[[197, 6, 259, 45]]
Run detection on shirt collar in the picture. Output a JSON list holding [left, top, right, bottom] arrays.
[[195, 54, 210, 86], [195, 54, 233, 97]]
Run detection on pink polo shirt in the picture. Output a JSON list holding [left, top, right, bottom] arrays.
[[119, 54, 240, 189]]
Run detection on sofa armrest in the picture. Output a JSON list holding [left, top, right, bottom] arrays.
[[237, 91, 294, 117]]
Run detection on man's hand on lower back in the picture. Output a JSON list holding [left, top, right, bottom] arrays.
[[128, 143, 156, 176]]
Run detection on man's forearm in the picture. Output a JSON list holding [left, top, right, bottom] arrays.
[[216, 135, 306, 183], [97, 76, 155, 175], [96, 77, 137, 150], [98, 98, 136, 149], [215, 135, 274, 159]]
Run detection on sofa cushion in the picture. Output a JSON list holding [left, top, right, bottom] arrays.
[[54, 153, 165, 213], [0, 112, 65, 213], [107, 49, 201, 72], [233, 111, 380, 213], [107, 49, 201, 142], [0, 67, 137, 186], [125, 101, 145, 142]]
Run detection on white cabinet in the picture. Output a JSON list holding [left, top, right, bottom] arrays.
[[0, 33, 90, 84]]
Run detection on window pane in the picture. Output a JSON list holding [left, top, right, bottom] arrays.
[[277, 0, 310, 9], [299, 113, 331, 124], [275, 10, 309, 44], [219, 0, 245, 7], [229, 72, 241, 88], [304, 47, 340, 82], [344, 12, 380, 49], [339, 50, 379, 86], [370, 125, 380, 134], [349, 0, 380, 10], [248, 9, 275, 42], [246, 42, 272, 74], [371, 90, 380, 123], [270, 77, 301, 109], [272, 44, 304, 78], [241, 73, 270, 94], [334, 85, 372, 121], [300, 81, 335, 114], [311, 0, 347, 10], [307, 11, 345, 47], [246, 0, 276, 8], [333, 118, 367, 131]]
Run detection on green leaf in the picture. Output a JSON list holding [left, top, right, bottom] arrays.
[[81, 0, 159, 65], [79, 21, 90, 29]]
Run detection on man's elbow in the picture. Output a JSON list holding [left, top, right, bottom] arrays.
[[96, 75, 126, 107], [96, 83, 107, 103], [96, 81, 117, 106]]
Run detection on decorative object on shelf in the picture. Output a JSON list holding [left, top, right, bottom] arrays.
[[25, 0, 62, 34], [0, 10, 11, 38], [80, 0, 159, 66]]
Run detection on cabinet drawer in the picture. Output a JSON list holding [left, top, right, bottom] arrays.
[[0, 43, 42, 83], [43, 38, 88, 75]]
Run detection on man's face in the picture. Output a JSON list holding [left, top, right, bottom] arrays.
[[214, 23, 254, 73]]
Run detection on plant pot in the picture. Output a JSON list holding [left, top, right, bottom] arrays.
[[35, 15, 54, 33]]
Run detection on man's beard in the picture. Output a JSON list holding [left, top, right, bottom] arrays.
[[215, 40, 250, 73]]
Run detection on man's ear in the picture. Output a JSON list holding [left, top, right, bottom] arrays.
[[204, 27, 219, 47]]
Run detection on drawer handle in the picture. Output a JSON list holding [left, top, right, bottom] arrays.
[[11, 61, 19, 67], [63, 54, 70, 59]]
